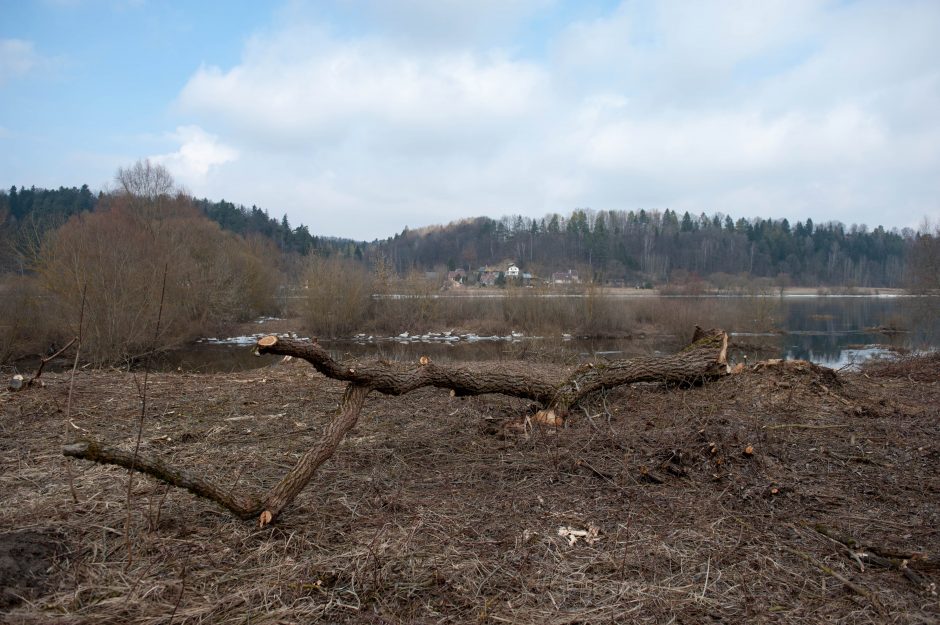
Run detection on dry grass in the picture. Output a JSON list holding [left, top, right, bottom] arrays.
[[1, 352, 939, 623]]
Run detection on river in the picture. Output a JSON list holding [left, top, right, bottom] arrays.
[[157, 295, 939, 372]]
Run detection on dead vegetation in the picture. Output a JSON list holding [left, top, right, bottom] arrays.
[[1, 351, 938, 623]]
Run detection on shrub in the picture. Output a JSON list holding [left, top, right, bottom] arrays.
[[300, 256, 372, 338], [34, 192, 280, 364]]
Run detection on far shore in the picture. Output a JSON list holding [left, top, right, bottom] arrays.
[[422, 285, 913, 298]]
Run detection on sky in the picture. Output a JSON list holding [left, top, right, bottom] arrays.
[[1, 0, 939, 240]]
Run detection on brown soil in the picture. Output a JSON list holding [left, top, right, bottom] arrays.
[[1, 353, 939, 623], [0, 530, 65, 610]]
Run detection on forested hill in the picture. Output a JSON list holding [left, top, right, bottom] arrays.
[[191, 198, 362, 257], [0, 185, 923, 288], [0, 186, 361, 266], [375, 210, 912, 287]]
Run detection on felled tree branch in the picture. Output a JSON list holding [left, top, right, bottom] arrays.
[[254, 325, 729, 421], [63, 439, 261, 519], [64, 327, 729, 525], [64, 383, 371, 525]]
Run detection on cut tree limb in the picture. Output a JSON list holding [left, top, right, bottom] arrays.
[[254, 326, 729, 417], [64, 383, 372, 525], [63, 440, 261, 519], [256, 383, 370, 524], [64, 327, 729, 525]]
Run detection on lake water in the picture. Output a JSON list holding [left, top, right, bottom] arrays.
[[159, 295, 939, 372]]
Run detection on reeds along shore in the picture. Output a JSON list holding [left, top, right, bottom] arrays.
[[305, 290, 793, 339], [5, 262, 938, 366], [298, 283, 787, 340], [0, 283, 789, 365]]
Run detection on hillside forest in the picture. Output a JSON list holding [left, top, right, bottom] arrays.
[[1, 161, 938, 364]]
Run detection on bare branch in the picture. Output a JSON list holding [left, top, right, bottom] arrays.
[[64, 327, 729, 524]]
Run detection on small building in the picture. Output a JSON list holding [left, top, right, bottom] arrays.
[[478, 271, 499, 287], [506, 265, 520, 278], [552, 269, 580, 285]]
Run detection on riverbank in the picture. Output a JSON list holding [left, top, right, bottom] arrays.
[[434, 286, 912, 298], [2, 351, 938, 623]]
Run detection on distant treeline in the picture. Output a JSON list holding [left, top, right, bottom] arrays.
[[193, 198, 363, 258], [374, 210, 913, 288], [0, 185, 360, 271], [0, 185, 934, 289]]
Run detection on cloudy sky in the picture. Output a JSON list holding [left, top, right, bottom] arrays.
[[2, 0, 939, 240]]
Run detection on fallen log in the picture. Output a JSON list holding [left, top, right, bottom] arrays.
[[64, 326, 729, 526], [253, 325, 728, 423]]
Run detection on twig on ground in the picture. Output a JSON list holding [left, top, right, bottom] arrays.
[[781, 545, 884, 614], [811, 523, 937, 594], [29, 337, 77, 388], [763, 423, 849, 430]]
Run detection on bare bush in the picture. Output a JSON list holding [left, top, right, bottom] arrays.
[[370, 269, 444, 334], [0, 274, 56, 363], [503, 284, 557, 334], [501, 284, 637, 337], [579, 283, 627, 335], [300, 256, 372, 338], [33, 188, 280, 364]]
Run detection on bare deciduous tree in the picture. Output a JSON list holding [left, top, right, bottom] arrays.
[[909, 220, 940, 293], [115, 159, 176, 200]]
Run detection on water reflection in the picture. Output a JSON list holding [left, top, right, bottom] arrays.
[[776, 296, 938, 367]]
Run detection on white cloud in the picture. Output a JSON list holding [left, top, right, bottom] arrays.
[[549, 0, 940, 228], [553, 0, 824, 108], [0, 39, 51, 85], [164, 0, 940, 239], [151, 126, 238, 186], [575, 105, 888, 176], [177, 27, 547, 152], [337, 0, 553, 49]]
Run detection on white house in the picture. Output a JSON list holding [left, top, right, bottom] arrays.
[[506, 264, 520, 278]]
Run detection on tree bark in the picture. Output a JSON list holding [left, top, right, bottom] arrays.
[[63, 440, 262, 519], [64, 327, 729, 525], [253, 326, 728, 417], [258, 383, 370, 523]]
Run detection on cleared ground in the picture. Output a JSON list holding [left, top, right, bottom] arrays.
[[1, 351, 938, 623]]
